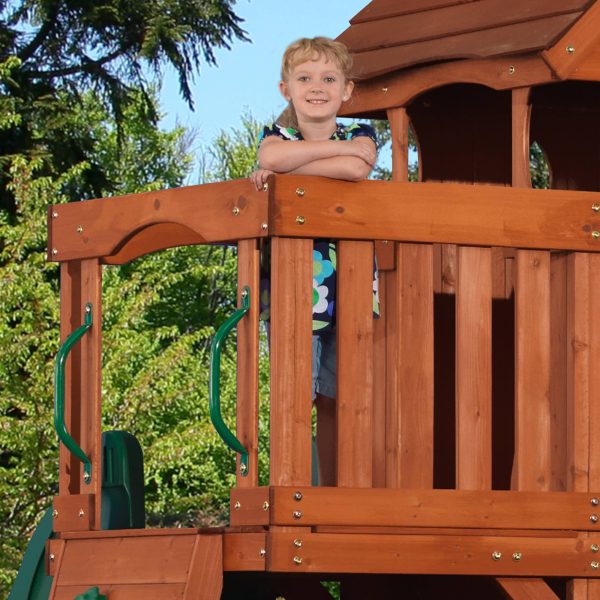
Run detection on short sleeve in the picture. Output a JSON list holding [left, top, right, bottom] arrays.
[[345, 122, 377, 145], [258, 123, 300, 146]]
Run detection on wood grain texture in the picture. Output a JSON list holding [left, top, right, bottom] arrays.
[[48, 179, 267, 262], [349, 0, 474, 24], [372, 271, 387, 488], [496, 578, 560, 599], [456, 246, 492, 490], [269, 237, 313, 486], [236, 239, 260, 487], [183, 535, 223, 600], [337, 241, 374, 488], [571, 43, 600, 80], [512, 87, 532, 188], [270, 176, 600, 252]]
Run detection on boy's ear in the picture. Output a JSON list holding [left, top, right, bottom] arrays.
[[342, 80, 355, 102], [279, 80, 290, 101]]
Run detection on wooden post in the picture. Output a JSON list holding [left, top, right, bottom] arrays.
[[236, 239, 260, 487], [57, 259, 102, 530]]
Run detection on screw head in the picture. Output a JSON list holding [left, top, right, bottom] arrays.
[[382, 87, 389, 93], [294, 491, 303, 501], [293, 555, 303, 565], [259, 548, 266, 558], [593, 498, 600, 506], [591, 514, 599, 523], [49, 553, 55, 561], [232, 207, 240, 216], [592, 204, 600, 213], [512, 552, 522, 561], [592, 231, 600, 239], [52, 510, 58, 518], [83, 470, 91, 481], [263, 501, 270, 511], [234, 501, 241, 510], [78, 509, 85, 517], [492, 551, 502, 561], [296, 215, 305, 225], [52, 211, 58, 218], [239, 463, 247, 475], [508, 65, 515, 75], [567, 45, 575, 55], [592, 561, 600, 570], [262, 183, 269, 192], [592, 544, 599, 553], [261, 222, 268, 231], [295, 187, 305, 197], [294, 538, 303, 548], [293, 511, 302, 520], [77, 225, 83, 233], [52, 248, 58, 255]]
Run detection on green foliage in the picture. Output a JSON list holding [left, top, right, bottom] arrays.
[[530, 141, 550, 189]]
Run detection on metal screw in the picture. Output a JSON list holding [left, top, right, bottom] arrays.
[[296, 187, 305, 197], [591, 514, 599, 523], [52, 211, 58, 218], [259, 548, 266, 558], [234, 501, 241, 510], [261, 222, 268, 231], [232, 207, 240, 216], [294, 491, 303, 501], [52, 510, 58, 518], [592, 204, 600, 213], [492, 551, 502, 561], [296, 216, 305, 225], [293, 556, 303, 565], [239, 463, 247, 475], [262, 183, 269, 192], [85, 305, 92, 314], [382, 87, 389, 93], [592, 544, 599, 553], [77, 225, 83, 233], [52, 248, 58, 255], [512, 552, 522, 561], [593, 231, 600, 240], [83, 471, 91, 482], [381, 240, 388, 245], [508, 65, 515, 75], [49, 553, 55, 562], [592, 498, 600, 506], [567, 45, 575, 55], [78, 509, 85, 517], [263, 501, 270, 511], [293, 511, 302, 519], [592, 561, 600, 570], [294, 539, 303, 548]]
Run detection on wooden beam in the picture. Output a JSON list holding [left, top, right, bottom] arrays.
[[270, 176, 600, 253], [496, 578, 560, 599], [512, 87, 532, 188]]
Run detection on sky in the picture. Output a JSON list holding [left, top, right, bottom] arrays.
[[158, 0, 370, 179]]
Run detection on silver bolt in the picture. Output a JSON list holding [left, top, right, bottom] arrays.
[[49, 553, 55, 561], [592, 204, 600, 213], [234, 501, 241, 510], [296, 187, 305, 197], [512, 552, 522, 561], [293, 511, 302, 520], [591, 514, 599, 524], [381, 240, 388, 245], [77, 225, 83, 233], [294, 491, 303, 501], [83, 471, 91, 481], [232, 207, 240, 216], [293, 556, 303, 565], [592, 561, 600, 570], [261, 222, 268, 231], [382, 87, 389, 93], [592, 498, 600, 506], [263, 501, 269, 511], [592, 231, 600, 240], [567, 45, 575, 55], [52, 248, 58, 255], [239, 463, 247, 475], [508, 65, 515, 75], [492, 551, 502, 561], [52, 211, 58, 218], [294, 539, 303, 548], [262, 183, 269, 192], [295, 216, 305, 225], [592, 544, 599, 553], [78, 509, 85, 517], [52, 510, 58, 518], [259, 548, 266, 558]]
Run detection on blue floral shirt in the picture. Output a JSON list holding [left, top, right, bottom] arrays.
[[259, 122, 380, 333]]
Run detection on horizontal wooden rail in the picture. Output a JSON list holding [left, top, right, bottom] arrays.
[[48, 179, 268, 263], [269, 176, 600, 252], [231, 486, 600, 531]]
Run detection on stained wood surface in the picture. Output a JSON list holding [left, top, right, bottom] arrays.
[[337, 241, 374, 488], [456, 246, 492, 490], [222, 532, 267, 571], [350, 0, 474, 24], [268, 531, 599, 577], [496, 578, 560, 599], [229, 487, 270, 527], [512, 88, 532, 188], [52, 585, 185, 600], [269, 237, 313, 486], [268, 487, 600, 530], [236, 239, 260, 487], [372, 270, 387, 488], [341, 54, 553, 118], [48, 179, 267, 262], [183, 536, 223, 599], [269, 176, 600, 252], [572, 43, 600, 80]]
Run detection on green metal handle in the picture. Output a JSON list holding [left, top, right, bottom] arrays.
[[209, 287, 250, 476], [54, 303, 93, 483]]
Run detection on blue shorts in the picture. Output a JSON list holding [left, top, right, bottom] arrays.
[[312, 331, 336, 399]]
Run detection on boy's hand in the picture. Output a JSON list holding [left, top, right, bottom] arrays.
[[251, 169, 275, 191]]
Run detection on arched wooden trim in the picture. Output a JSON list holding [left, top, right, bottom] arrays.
[[102, 222, 206, 265], [340, 54, 554, 118], [512, 87, 532, 188]]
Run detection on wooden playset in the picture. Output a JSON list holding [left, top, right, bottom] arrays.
[[10, 0, 600, 598]]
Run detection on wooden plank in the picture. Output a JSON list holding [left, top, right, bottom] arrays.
[[269, 487, 600, 530], [270, 177, 600, 253], [341, 54, 553, 118], [236, 239, 260, 487], [269, 237, 313, 486], [341, 0, 586, 54], [58, 259, 102, 529], [314, 526, 577, 538], [372, 271, 386, 488], [229, 487, 270, 527], [386, 243, 434, 488], [514, 250, 552, 491], [183, 535, 223, 600], [387, 107, 409, 182], [456, 246, 492, 490], [350, 14, 579, 80], [543, 0, 600, 79], [56, 535, 196, 585], [337, 241, 374, 488], [349, 0, 476, 24], [223, 532, 267, 571], [512, 87, 532, 188], [53, 585, 184, 599], [496, 578, 560, 599], [48, 179, 268, 262], [268, 531, 600, 577], [52, 494, 94, 533], [571, 43, 600, 81]]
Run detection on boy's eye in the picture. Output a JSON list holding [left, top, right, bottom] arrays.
[[324, 76, 336, 83], [298, 76, 309, 82]]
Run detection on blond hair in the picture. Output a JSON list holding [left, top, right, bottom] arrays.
[[276, 37, 353, 129]]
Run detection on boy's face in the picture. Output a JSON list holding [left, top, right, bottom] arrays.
[[280, 54, 354, 126]]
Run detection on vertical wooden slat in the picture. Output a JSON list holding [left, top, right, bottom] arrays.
[[236, 239, 260, 487], [386, 243, 434, 488], [388, 107, 409, 182], [58, 259, 102, 529], [269, 237, 313, 486], [372, 272, 387, 488], [514, 250, 551, 491], [456, 246, 492, 490], [512, 87, 532, 188], [337, 241, 374, 488]]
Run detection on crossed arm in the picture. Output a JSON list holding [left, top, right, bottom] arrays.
[[251, 136, 377, 190]]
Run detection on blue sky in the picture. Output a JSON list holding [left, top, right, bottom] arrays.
[[158, 0, 369, 179]]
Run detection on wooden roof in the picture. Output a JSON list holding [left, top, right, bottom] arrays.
[[338, 0, 597, 80]]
